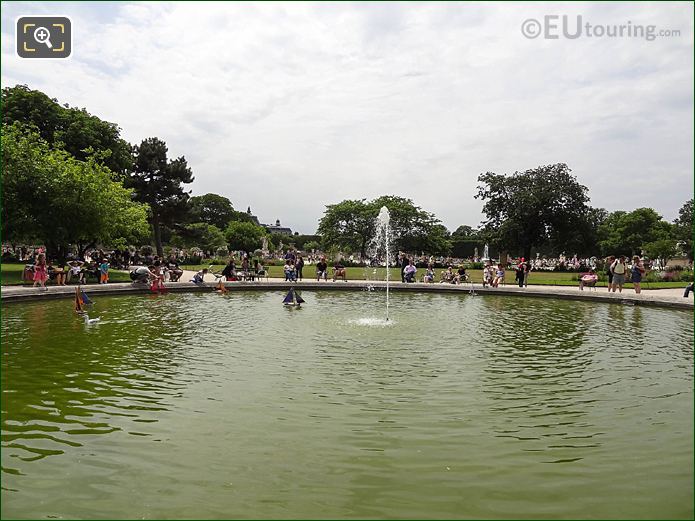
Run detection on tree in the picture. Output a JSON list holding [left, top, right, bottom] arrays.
[[229, 209, 257, 224], [597, 208, 672, 257], [673, 199, 693, 261], [451, 225, 480, 258], [643, 239, 678, 267], [452, 225, 477, 239], [2, 84, 133, 175], [289, 234, 322, 251], [475, 163, 593, 259], [225, 221, 266, 253], [188, 194, 236, 230], [171, 223, 227, 252], [317, 199, 375, 257], [304, 240, 321, 252], [370, 195, 450, 255], [2, 123, 149, 260], [127, 137, 194, 256], [317, 196, 449, 257]]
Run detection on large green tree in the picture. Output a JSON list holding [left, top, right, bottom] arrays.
[[317, 196, 449, 257], [450, 225, 480, 258], [370, 195, 450, 255], [2, 123, 149, 260], [597, 208, 672, 257], [128, 137, 194, 256], [2, 84, 133, 176], [475, 163, 594, 259], [673, 199, 693, 261], [171, 223, 227, 252], [188, 194, 236, 230], [317, 199, 376, 257], [225, 221, 266, 253]]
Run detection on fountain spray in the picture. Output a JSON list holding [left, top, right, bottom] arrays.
[[376, 207, 391, 322]]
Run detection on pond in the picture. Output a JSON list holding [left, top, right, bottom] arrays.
[[2, 291, 693, 519]]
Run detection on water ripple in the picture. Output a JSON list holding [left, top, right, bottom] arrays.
[[2, 291, 692, 519]]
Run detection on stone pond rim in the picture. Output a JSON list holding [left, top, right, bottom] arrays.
[[1, 280, 692, 311]]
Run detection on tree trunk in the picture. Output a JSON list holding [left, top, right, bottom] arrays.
[[152, 212, 163, 257]]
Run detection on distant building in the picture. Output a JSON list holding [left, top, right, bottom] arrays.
[[245, 206, 294, 235], [264, 218, 293, 236], [245, 206, 260, 226]]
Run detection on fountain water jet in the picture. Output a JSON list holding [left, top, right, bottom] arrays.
[[375, 207, 391, 321]]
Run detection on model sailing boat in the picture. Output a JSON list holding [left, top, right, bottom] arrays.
[[74, 286, 94, 313], [282, 287, 305, 307]]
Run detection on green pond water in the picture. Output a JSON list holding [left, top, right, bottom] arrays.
[[1, 291, 693, 519]]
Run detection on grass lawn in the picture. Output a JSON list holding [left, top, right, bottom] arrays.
[[1, 263, 131, 286], [181, 263, 687, 290]]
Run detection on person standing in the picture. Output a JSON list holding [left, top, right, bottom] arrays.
[[295, 255, 305, 281], [523, 259, 532, 287], [610, 256, 627, 293], [605, 256, 615, 292], [630, 256, 645, 294], [99, 258, 110, 284], [32, 253, 48, 291], [221, 258, 236, 281], [515, 260, 525, 288]]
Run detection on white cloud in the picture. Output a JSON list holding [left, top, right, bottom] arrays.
[[2, 1, 693, 234]]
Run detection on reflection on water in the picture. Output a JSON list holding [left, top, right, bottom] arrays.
[[2, 292, 693, 519]]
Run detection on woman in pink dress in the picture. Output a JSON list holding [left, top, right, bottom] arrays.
[[32, 253, 48, 291]]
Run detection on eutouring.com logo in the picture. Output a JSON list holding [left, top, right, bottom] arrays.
[[521, 15, 681, 41]]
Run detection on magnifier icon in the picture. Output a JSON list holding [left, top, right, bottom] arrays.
[[33, 26, 53, 49]]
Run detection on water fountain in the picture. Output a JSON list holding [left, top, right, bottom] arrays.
[[375, 206, 391, 322]]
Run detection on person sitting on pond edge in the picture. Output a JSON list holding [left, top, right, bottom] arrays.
[[333, 260, 347, 282]]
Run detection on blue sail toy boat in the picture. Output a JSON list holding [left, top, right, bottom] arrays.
[[282, 287, 305, 307]]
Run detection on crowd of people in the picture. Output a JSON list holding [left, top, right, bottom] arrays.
[[7, 244, 691, 298], [26, 251, 114, 291]]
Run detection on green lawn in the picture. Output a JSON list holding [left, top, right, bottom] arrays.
[[1, 263, 131, 286], [2, 262, 686, 289], [185, 264, 687, 290]]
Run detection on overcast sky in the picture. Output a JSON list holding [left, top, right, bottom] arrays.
[[2, 1, 693, 234]]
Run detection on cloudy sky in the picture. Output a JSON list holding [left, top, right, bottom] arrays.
[[2, 1, 693, 234]]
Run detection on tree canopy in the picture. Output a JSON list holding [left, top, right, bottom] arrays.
[[188, 194, 236, 230], [2, 85, 133, 176], [673, 199, 693, 260], [2, 123, 149, 260], [317, 196, 450, 257], [171, 222, 227, 253], [597, 208, 673, 257], [475, 163, 594, 258], [127, 137, 194, 256], [225, 221, 266, 253]]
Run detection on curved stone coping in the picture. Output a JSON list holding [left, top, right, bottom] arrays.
[[1, 280, 692, 311]]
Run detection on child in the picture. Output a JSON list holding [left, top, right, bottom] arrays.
[[492, 264, 505, 287], [191, 268, 208, 284], [32, 253, 48, 291], [482, 264, 493, 288], [284, 260, 296, 281], [424, 266, 435, 283], [99, 259, 110, 284]]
